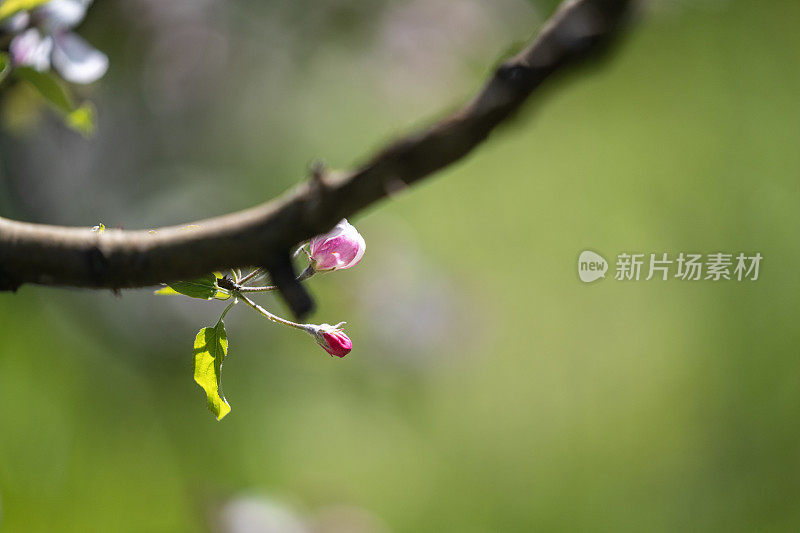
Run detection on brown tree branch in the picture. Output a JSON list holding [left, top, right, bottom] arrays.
[[0, 0, 633, 317]]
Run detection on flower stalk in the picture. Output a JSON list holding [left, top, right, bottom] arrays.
[[190, 219, 365, 361], [234, 291, 352, 357], [236, 292, 309, 332]]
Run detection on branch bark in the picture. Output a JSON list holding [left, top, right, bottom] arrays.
[[0, 0, 633, 317]]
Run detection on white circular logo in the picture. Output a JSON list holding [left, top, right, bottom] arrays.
[[578, 250, 608, 283]]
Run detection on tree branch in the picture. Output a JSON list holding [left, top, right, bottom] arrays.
[[0, 0, 633, 317]]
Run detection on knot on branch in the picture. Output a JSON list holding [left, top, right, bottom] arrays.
[[309, 160, 329, 190], [301, 160, 335, 226], [495, 63, 538, 94]]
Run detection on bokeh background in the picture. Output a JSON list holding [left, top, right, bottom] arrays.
[[1, 0, 800, 531]]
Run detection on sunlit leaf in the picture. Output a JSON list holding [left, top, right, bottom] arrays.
[[214, 289, 231, 300], [155, 281, 231, 300], [166, 274, 219, 300], [153, 286, 181, 296], [211, 272, 232, 298], [193, 318, 230, 420], [0, 0, 51, 21]]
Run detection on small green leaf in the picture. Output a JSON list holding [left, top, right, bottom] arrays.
[[153, 286, 181, 296], [214, 289, 231, 300], [155, 284, 231, 300], [211, 272, 232, 299], [0, 0, 51, 21], [15, 67, 74, 113], [159, 273, 231, 300], [14, 67, 97, 136], [66, 103, 96, 137], [167, 274, 219, 300], [193, 319, 230, 420], [0, 53, 10, 85]]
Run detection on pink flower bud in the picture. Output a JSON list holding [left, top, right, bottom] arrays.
[[308, 219, 366, 271], [309, 323, 352, 358]]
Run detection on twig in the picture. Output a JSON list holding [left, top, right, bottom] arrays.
[[0, 0, 633, 318], [237, 267, 264, 286], [237, 292, 309, 332]]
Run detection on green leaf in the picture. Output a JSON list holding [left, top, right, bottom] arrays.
[[166, 274, 219, 300], [157, 273, 231, 300], [14, 67, 97, 136], [0, 53, 10, 85], [156, 285, 231, 300], [0, 0, 51, 21], [211, 272, 232, 299], [153, 286, 181, 296], [214, 289, 231, 300], [193, 318, 231, 420], [15, 67, 74, 112]]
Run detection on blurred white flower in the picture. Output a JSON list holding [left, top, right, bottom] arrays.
[[51, 31, 108, 84], [219, 496, 307, 533], [9, 28, 53, 71], [34, 0, 92, 32], [7, 0, 108, 84], [217, 495, 389, 533]]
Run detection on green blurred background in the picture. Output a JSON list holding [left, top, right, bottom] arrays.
[[1, 0, 800, 531]]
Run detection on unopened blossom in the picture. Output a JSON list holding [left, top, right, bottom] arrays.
[[7, 0, 108, 84], [308, 219, 366, 271], [307, 323, 352, 358]]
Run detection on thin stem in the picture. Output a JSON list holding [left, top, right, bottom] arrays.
[[237, 267, 263, 285], [236, 292, 309, 332], [218, 301, 236, 322], [236, 284, 278, 293], [235, 265, 316, 293]]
